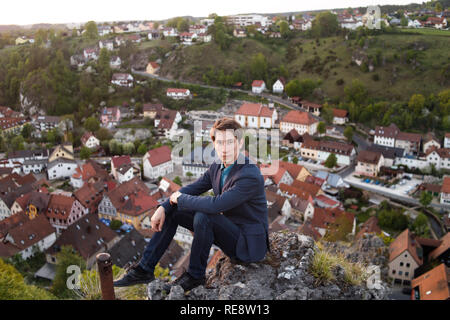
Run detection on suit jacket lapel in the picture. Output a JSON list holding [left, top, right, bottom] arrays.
[[213, 164, 221, 195], [220, 152, 247, 193]]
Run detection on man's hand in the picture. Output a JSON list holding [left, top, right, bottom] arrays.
[[169, 191, 182, 205], [151, 206, 165, 232]]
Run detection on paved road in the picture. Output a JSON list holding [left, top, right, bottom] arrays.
[[132, 69, 304, 111]]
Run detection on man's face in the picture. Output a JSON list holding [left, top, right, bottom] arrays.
[[213, 129, 243, 165]]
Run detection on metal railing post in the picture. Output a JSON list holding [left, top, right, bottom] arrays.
[[96, 253, 116, 300]]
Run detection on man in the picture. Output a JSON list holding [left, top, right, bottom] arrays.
[[113, 118, 269, 291]]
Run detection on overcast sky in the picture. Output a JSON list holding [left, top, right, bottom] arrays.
[[2, 0, 423, 25]]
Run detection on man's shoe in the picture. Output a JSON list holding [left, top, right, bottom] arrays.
[[113, 263, 154, 287], [164, 272, 206, 292]]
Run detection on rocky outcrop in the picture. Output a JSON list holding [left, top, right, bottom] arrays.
[[147, 231, 391, 300], [321, 233, 390, 280]]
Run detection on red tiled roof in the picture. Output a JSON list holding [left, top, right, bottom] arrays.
[[145, 145, 172, 167], [167, 88, 189, 94], [396, 131, 421, 143], [111, 155, 131, 169], [442, 176, 450, 194], [279, 183, 314, 203], [148, 61, 160, 69], [374, 123, 400, 139], [292, 180, 322, 196], [332, 108, 348, 118], [315, 194, 340, 207], [429, 232, 450, 261], [411, 263, 450, 300], [282, 110, 318, 126], [389, 229, 423, 265], [46, 194, 75, 219], [235, 103, 274, 118], [81, 132, 97, 145], [357, 150, 382, 164], [252, 80, 265, 87], [356, 216, 381, 239]]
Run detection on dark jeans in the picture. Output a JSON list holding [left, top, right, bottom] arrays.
[[139, 209, 241, 279]]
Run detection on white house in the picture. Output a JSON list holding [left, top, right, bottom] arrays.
[[143, 145, 173, 180], [83, 47, 99, 61], [47, 158, 78, 180], [408, 19, 423, 28], [98, 26, 113, 36], [280, 110, 318, 135], [234, 102, 278, 129], [440, 176, 450, 205], [163, 27, 178, 37], [116, 164, 134, 184], [111, 73, 134, 87], [252, 80, 266, 94], [0, 198, 11, 221], [444, 133, 450, 149], [166, 88, 190, 99], [99, 40, 114, 51], [110, 56, 122, 69], [374, 124, 400, 148], [81, 132, 100, 149], [179, 32, 198, 45], [332, 108, 348, 125], [272, 79, 285, 94], [0, 214, 56, 260]]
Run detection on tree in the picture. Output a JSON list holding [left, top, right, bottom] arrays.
[[109, 139, 122, 155], [177, 19, 190, 32], [378, 209, 408, 231], [110, 219, 122, 230], [285, 79, 302, 97], [412, 213, 430, 238], [84, 21, 98, 40], [80, 146, 92, 160], [137, 143, 148, 155], [11, 135, 25, 150], [186, 171, 193, 180], [419, 191, 433, 208], [96, 127, 112, 141], [435, 2, 443, 13], [122, 142, 135, 155], [250, 53, 268, 82], [21, 123, 34, 139], [344, 79, 368, 106], [325, 153, 337, 168], [279, 20, 290, 38], [51, 245, 86, 298], [97, 48, 111, 83], [343, 126, 354, 142], [0, 258, 56, 299], [408, 94, 425, 116], [317, 121, 326, 134], [311, 11, 339, 38], [84, 117, 100, 132], [173, 176, 182, 186]]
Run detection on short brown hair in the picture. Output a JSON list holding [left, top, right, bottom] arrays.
[[210, 117, 243, 142]]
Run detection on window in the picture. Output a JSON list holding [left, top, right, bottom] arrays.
[[392, 270, 396, 274], [406, 263, 410, 268], [398, 271, 403, 276], [405, 272, 409, 276], [400, 262, 403, 267]]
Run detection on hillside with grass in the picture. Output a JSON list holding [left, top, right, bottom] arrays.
[[159, 30, 450, 103]]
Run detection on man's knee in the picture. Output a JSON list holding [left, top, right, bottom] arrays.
[[193, 211, 210, 230]]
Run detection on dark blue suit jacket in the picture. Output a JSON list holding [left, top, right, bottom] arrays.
[[159, 152, 269, 262]]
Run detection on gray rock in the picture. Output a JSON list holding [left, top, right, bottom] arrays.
[[147, 231, 391, 300], [167, 285, 185, 300], [147, 279, 167, 300]]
